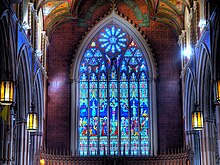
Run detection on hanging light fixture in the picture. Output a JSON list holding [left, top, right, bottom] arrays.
[[27, 103, 38, 132], [216, 80, 220, 103], [27, 8, 40, 132], [192, 105, 203, 130], [0, 80, 14, 105], [40, 159, 45, 165], [27, 58, 38, 132], [27, 44, 38, 132], [0, 11, 14, 106]]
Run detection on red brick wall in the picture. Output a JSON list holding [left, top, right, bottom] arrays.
[[47, 21, 81, 149], [47, 2, 183, 153], [144, 21, 183, 153]]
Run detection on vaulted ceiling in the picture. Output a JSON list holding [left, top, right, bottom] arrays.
[[37, 0, 191, 36]]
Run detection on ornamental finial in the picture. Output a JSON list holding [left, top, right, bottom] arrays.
[[111, 0, 117, 11]]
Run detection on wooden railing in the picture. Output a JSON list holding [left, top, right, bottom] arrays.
[[35, 148, 192, 165]]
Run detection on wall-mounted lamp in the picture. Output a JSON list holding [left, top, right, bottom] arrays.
[[40, 159, 45, 165], [183, 46, 192, 59], [0, 10, 14, 106], [27, 104, 38, 132], [0, 80, 14, 105], [192, 105, 203, 130], [26, 6, 39, 132], [216, 80, 220, 103], [198, 19, 206, 32]]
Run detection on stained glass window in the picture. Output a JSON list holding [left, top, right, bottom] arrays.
[[78, 24, 150, 156]]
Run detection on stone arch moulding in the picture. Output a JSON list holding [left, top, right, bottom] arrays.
[[197, 42, 212, 83], [34, 68, 44, 132], [0, 9, 16, 81], [14, 44, 32, 165], [196, 43, 215, 165], [16, 44, 32, 118], [184, 67, 196, 132], [197, 43, 213, 115], [70, 11, 158, 156]]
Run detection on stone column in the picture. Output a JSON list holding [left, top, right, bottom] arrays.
[[149, 77, 157, 156], [9, 105, 15, 165], [71, 79, 77, 156], [201, 117, 216, 165], [14, 118, 27, 165], [215, 105, 220, 164], [27, 2, 34, 40]]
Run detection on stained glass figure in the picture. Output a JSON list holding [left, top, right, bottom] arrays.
[[99, 68, 108, 155], [109, 64, 119, 155], [89, 73, 98, 155], [130, 72, 139, 155], [79, 72, 88, 156], [78, 25, 150, 156], [120, 72, 129, 155]]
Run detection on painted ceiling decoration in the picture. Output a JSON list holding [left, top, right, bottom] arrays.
[[118, 0, 150, 27], [37, 0, 190, 36], [77, 0, 111, 27]]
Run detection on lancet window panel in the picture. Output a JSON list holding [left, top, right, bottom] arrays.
[[78, 24, 150, 156]]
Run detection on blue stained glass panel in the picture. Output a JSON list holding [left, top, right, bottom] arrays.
[[120, 60, 127, 72], [120, 73, 129, 155], [140, 61, 147, 71], [139, 75, 149, 155], [89, 73, 98, 155], [89, 58, 98, 65], [84, 50, 93, 58], [124, 49, 133, 57], [109, 65, 118, 155], [110, 81, 118, 155], [99, 72, 108, 155], [129, 57, 138, 65], [130, 75, 139, 155], [80, 62, 87, 72], [79, 73, 88, 156], [94, 50, 102, 57], [134, 49, 142, 57]]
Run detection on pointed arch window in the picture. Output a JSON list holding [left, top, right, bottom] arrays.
[[78, 24, 150, 156]]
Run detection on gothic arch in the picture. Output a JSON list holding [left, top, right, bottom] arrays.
[[213, 7, 220, 97], [184, 68, 195, 132], [15, 45, 44, 165], [28, 68, 44, 164], [0, 9, 16, 81], [70, 11, 158, 156], [14, 44, 32, 165], [34, 68, 44, 133], [197, 43, 212, 117], [197, 43, 215, 165], [184, 67, 201, 165], [70, 11, 157, 80]]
